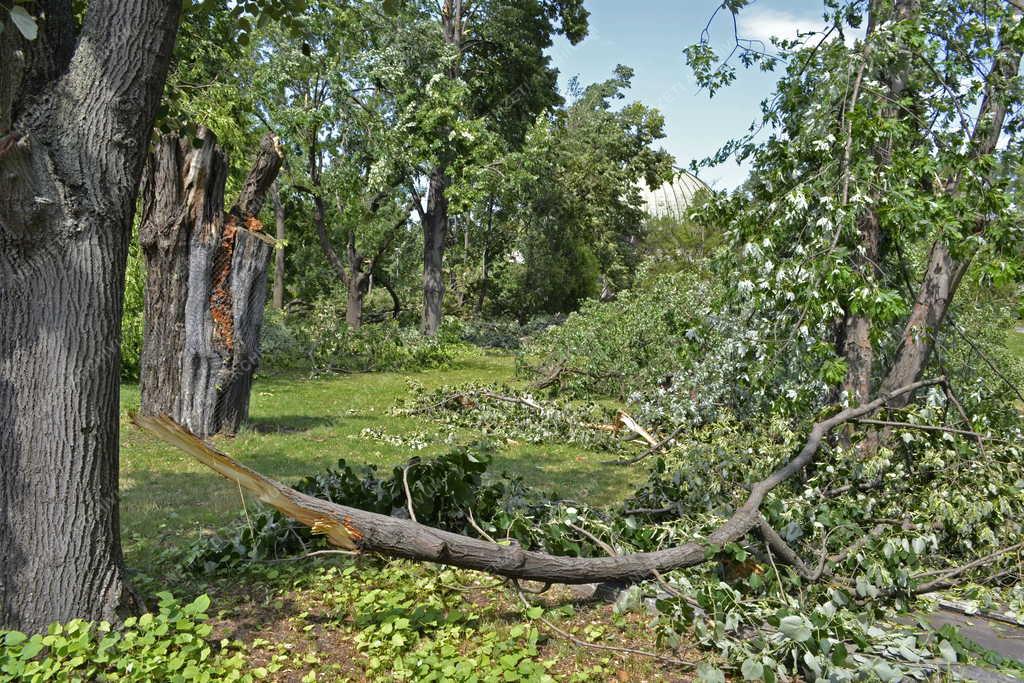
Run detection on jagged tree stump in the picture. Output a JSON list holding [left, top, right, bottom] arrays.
[[139, 128, 283, 436]]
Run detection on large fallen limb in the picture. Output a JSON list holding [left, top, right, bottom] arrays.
[[133, 378, 941, 585]]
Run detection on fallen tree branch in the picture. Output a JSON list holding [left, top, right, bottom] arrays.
[[614, 411, 660, 448], [133, 377, 942, 585], [853, 418, 995, 443], [756, 516, 822, 581]]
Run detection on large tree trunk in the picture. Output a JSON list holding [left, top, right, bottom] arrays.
[[422, 168, 448, 336], [139, 131, 283, 437], [272, 182, 286, 309], [346, 274, 369, 329], [879, 242, 968, 405], [0, 0, 181, 632], [840, 213, 882, 405]]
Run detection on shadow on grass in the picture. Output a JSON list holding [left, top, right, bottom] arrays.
[[246, 415, 337, 434]]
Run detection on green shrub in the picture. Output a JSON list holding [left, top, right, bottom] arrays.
[[0, 594, 250, 682], [258, 296, 464, 375], [446, 315, 564, 350]]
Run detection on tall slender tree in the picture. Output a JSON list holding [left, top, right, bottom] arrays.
[[384, 0, 589, 334]]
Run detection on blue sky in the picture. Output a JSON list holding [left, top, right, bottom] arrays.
[[547, 0, 838, 189]]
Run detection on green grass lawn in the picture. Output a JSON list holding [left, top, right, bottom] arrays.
[[1008, 323, 1024, 359], [119, 350, 644, 569]]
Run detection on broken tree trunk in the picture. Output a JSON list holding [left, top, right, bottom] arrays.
[[136, 378, 940, 585], [139, 129, 283, 437]]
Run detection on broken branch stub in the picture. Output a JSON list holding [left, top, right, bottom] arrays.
[[135, 378, 942, 584]]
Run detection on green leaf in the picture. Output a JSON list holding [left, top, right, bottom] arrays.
[[938, 639, 957, 664], [3, 631, 26, 647], [525, 606, 543, 619], [741, 657, 764, 680], [188, 594, 211, 615], [9, 6, 38, 40], [778, 615, 812, 643], [697, 662, 726, 683]]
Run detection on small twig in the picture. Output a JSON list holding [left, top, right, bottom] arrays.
[[238, 481, 256, 542], [261, 549, 358, 563], [606, 423, 687, 466], [465, 507, 496, 544], [623, 506, 675, 517], [565, 521, 617, 557], [402, 462, 418, 523], [942, 382, 986, 456], [512, 581, 696, 669]]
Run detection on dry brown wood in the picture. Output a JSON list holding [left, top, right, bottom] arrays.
[[134, 377, 941, 586]]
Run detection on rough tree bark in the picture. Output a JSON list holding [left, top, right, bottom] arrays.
[[271, 181, 286, 310], [345, 231, 371, 329], [139, 130, 283, 437], [137, 378, 940, 585], [0, 0, 181, 632]]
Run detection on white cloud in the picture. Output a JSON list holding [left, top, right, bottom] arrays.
[[737, 7, 834, 47]]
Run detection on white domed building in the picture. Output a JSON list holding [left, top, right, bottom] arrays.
[[638, 170, 710, 220]]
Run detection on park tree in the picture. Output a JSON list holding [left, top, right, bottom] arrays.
[[473, 67, 674, 318], [686, 0, 1024, 414], [248, 3, 414, 328], [379, 0, 590, 334], [0, 0, 181, 631]]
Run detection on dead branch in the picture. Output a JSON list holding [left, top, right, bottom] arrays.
[[615, 411, 659, 448], [756, 516, 822, 581], [263, 549, 359, 563], [853, 418, 995, 443], [910, 542, 1024, 592], [133, 377, 942, 586], [528, 363, 626, 391], [606, 423, 687, 466]]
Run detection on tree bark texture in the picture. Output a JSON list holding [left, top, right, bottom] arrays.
[[0, 0, 181, 632], [139, 131, 283, 437], [422, 168, 448, 336]]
